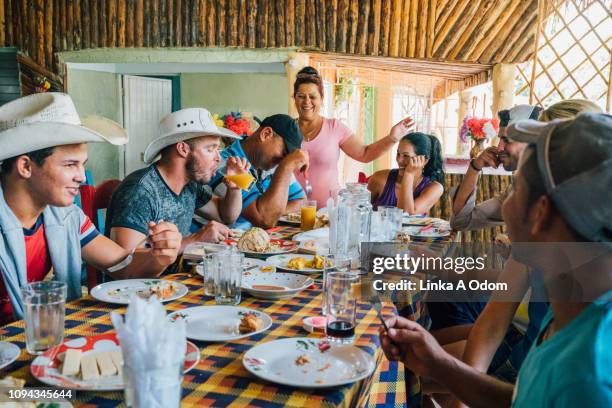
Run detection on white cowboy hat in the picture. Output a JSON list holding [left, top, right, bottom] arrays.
[[143, 107, 240, 164], [0, 92, 127, 162]]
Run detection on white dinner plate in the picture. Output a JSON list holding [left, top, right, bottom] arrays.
[[167, 306, 272, 342], [0, 341, 20, 369], [195, 258, 270, 277], [90, 279, 188, 305], [266, 254, 327, 274], [278, 213, 302, 225], [402, 225, 451, 239], [243, 337, 376, 388], [242, 271, 313, 300], [183, 242, 229, 261], [30, 333, 199, 391]]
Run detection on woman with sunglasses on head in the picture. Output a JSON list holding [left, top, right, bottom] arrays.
[[292, 66, 415, 208], [368, 132, 444, 215]]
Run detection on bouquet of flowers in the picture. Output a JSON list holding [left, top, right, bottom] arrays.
[[213, 111, 253, 138], [459, 117, 500, 143]]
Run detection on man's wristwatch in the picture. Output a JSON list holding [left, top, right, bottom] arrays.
[[469, 159, 482, 172]]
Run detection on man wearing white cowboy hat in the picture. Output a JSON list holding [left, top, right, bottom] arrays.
[[105, 107, 248, 249], [0, 93, 182, 324]]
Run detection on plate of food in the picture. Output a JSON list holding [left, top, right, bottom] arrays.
[[168, 306, 272, 342], [90, 279, 188, 305], [292, 228, 330, 255], [228, 228, 298, 258], [242, 271, 313, 299], [30, 332, 199, 391], [266, 254, 330, 273], [183, 242, 229, 261], [402, 224, 451, 240], [0, 341, 20, 369], [243, 337, 375, 388]]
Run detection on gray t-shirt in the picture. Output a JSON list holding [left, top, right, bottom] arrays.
[[106, 165, 212, 237]]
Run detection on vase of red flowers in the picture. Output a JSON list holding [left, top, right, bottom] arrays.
[[460, 117, 500, 159]]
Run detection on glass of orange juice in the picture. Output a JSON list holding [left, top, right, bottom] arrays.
[[224, 172, 255, 191], [300, 200, 317, 231]]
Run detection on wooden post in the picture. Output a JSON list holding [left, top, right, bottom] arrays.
[[380, 0, 390, 56], [238, 0, 246, 47], [207, 0, 215, 46], [325, 0, 336, 51], [228, 0, 238, 46], [44, 0, 52, 66], [368, 0, 381, 55], [305, 0, 315, 47], [266, 0, 274, 47], [336, 0, 348, 52], [347, 0, 358, 54], [285, 52, 310, 117], [274, 0, 284, 46], [36, 0, 44, 65], [388, 0, 401, 57], [217, 0, 226, 46], [256, 0, 266, 48], [296, 0, 305, 46], [286, 0, 295, 46], [152, 0, 160, 47], [135, 0, 143, 47], [315, 0, 324, 49], [356, 0, 369, 54], [100, 0, 108, 48], [91, 0, 99, 48], [492, 63, 516, 116]]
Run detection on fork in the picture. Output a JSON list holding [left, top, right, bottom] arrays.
[[303, 170, 313, 198]]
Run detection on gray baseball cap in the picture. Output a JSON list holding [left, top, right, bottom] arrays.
[[507, 112, 612, 245]]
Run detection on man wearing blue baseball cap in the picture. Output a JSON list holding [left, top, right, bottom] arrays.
[[380, 112, 612, 407], [210, 114, 308, 228]]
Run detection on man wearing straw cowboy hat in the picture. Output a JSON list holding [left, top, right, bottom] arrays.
[[105, 107, 248, 248], [0, 93, 182, 324]]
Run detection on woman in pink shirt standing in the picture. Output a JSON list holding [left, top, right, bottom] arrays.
[[293, 66, 415, 208]]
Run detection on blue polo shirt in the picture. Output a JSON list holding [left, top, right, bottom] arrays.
[[210, 140, 305, 228], [512, 290, 612, 407]]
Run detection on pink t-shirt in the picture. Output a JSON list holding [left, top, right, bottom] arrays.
[[294, 118, 353, 208]]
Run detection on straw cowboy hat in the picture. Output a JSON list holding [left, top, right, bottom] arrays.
[[0, 92, 128, 162], [143, 107, 240, 164]]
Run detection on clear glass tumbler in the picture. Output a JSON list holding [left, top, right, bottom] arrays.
[[21, 281, 67, 355], [325, 271, 359, 345]]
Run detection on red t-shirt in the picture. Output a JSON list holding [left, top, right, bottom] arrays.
[[0, 214, 98, 325]]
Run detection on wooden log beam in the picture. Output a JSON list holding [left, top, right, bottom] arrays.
[[117, 0, 125, 47], [468, 0, 522, 62], [60, 0, 68, 51], [266, 0, 274, 47], [125, 0, 133, 47], [239, 0, 246, 46], [407, 0, 418, 57], [296, 0, 305, 46], [100, 0, 108, 47], [368, 0, 381, 55], [52, 0, 60, 67], [494, 10, 536, 62], [480, 0, 533, 62], [380, 0, 391, 56], [152, 0, 160, 47], [336, 0, 348, 52], [134, 0, 142, 47], [285, 0, 294, 46], [389, 0, 402, 57], [416, 0, 428, 58], [182, 0, 189, 46], [356, 0, 370, 54], [160, 0, 168, 46], [447, 0, 491, 60], [325, 0, 336, 51], [274, 0, 284, 46], [247, 0, 256, 48], [108, 0, 117, 47], [306, 0, 316, 46], [207, 0, 215, 46], [433, 0, 470, 58], [426, 0, 437, 57], [44, 0, 52, 65], [256, 0, 266, 47], [315, 0, 325, 49], [228, 0, 238, 46], [458, 0, 512, 60], [347, 0, 358, 54], [91, 0, 99, 47], [35, 0, 44, 64], [17, 53, 63, 83]]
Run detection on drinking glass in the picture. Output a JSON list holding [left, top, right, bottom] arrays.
[[379, 206, 403, 241], [325, 271, 359, 344], [322, 254, 351, 316], [124, 356, 184, 408], [300, 200, 317, 231], [200, 255, 218, 297], [214, 250, 243, 305], [21, 281, 67, 355]]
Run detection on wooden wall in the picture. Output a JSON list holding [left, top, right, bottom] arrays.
[[4, 0, 540, 75]]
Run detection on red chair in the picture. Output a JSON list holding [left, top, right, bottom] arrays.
[[79, 179, 121, 290]]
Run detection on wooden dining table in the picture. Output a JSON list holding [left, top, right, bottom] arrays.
[[0, 226, 415, 407]]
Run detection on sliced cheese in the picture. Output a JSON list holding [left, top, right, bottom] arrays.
[[61, 348, 82, 377], [109, 350, 124, 376], [80, 353, 100, 380], [96, 352, 118, 377]]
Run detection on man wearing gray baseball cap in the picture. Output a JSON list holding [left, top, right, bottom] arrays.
[[379, 112, 612, 408]]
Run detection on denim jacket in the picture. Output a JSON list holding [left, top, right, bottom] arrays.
[[0, 183, 84, 320]]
